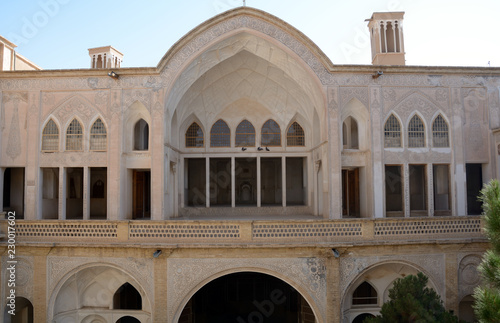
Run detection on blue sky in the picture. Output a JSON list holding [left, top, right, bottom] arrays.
[[1, 0, 499, 69]]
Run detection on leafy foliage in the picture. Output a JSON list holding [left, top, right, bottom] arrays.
[[364, 272, 460, 323], [474, 180, 500, 322]]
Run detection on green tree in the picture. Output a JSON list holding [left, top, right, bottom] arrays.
[[473, 179, 500, 322], [364, 272, 460, 323]]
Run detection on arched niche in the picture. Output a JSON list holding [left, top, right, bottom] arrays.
[[124, 101, 151, 152]]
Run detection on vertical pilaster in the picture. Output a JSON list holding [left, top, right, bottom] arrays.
[[179, 158, 185, 209], [33, 250, 49, 322], [151, 103, 164, 220], [0, 167, 4, 212], [257, 156, 261, 207], [231, 157, 235, 208], [154, 253, 168, 322], [282, 156, 286, 207], [445, 252, 459, 314], [25, 92, 40, 220], [328, 86, 342, 219], [428, 163, 434, 216], [205, 157, 210, 208], [370, 86, 384, 218], [83, 166, 90, 220], [108, 89, 122, 220], [59, 167, 66, 219], [451, 87, 467, 216], [404, 163, 410, 217]]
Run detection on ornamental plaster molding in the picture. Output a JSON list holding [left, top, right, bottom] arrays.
[[167, 257, 326, 322], [339, 254, 445, 300], [1, 256, 34, 302], [51, 95, 100, 126], [340, 87, 369, 108], [458, 253, 482, 300], [39, 152, 107, 167]]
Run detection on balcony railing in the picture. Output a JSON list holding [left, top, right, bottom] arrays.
[[0, 216, 485, 246]]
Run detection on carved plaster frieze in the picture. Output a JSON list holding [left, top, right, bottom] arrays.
[[167, 257, 327, 322], [340, 87, 368, 108], [47, 256, 154, 319], [39, 152, 107, 167], [124, 89, 151, 111], [385, 91, 445, 122], [339, 254, 445, 299]]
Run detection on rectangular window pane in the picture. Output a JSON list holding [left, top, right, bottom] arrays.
[[410, 165, 427, 216], [261, 158, 282, 206], [209, 158, 231, 206], [286, 157, 305, 205], [186, 159, 206, 207]]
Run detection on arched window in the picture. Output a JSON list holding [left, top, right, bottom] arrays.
[[384, 114, 401, 148], [352, 281, 378, 305], [287, 122, 305, 146], [185, 122, 204, 147], [133, 119, 149, 151], [42, 119, 59, 151], [66, 118, 83, 151], [261, 119, 281, 146], [210, 119, 230, 147], [113, 282, 142, 310], [235, 120, 255, 147], [408, 115, 425, 147], [432, 115, 449, 147], [116, 317, 141, 323], [90, 118, 107, 151]]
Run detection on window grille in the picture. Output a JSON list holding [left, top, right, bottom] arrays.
[[66, 119, 83, 151], [90, 118, 107, 151], [186, 122, 204, 147], [42, 119, 59, 151], [261, 119, 281, 146], [384, 115, 401, 148], [432, 115, 449, 147], [408, 115, 425, 148], [287, 122, 305, 146], [235, 120, 255, 147], [210, 119, 230, 147]]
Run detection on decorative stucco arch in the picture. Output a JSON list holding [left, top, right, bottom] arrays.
[[340, 259, 443, 317], [173, 267, 323, 323], [158, 7, 328, 150], [168, 257, 327, 323], [48, 262, 153, 322]]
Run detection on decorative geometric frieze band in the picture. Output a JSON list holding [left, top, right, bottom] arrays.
[[16, 222, 117, 239], [253, 222, 362, 240], [129, 223, 240, 240]]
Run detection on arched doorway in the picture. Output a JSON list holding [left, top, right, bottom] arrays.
[[179, 272, 316, 323]]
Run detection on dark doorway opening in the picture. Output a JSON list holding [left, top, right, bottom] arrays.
[[179, 272, 315, 323], [466, 164, 483, 215], [2, 167, 25, 218], [133, 170, 151, 219]]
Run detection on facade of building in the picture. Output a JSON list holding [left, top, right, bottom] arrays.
[[0, 7, 497, 323]]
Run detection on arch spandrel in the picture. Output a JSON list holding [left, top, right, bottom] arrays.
[[168, 257, 327, 323]]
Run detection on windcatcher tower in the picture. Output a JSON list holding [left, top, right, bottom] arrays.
[[366, 12, 405, 65], [88, 46, 123, 69]]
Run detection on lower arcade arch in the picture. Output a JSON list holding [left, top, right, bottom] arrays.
[[49, 264, 151, 323], [341, 261, 440, 323], [3, 297, 33, 323], [178, 271, 318, 323]]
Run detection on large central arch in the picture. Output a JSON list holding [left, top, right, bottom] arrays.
[[179, 271, 316, 323]]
